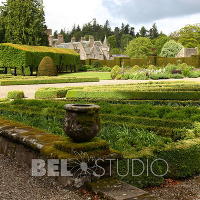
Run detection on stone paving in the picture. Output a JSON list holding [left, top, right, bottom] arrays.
[[0, 78, 200, 99]]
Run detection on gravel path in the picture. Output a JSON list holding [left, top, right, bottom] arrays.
[[0, 78, 200, 99], [0, 154, 83, 200], [148, 177, 200, 200]]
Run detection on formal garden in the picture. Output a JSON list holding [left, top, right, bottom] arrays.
[[1, 80, 200, 190]]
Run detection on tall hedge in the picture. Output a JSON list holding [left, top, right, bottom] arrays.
[[0, 43, 80, 73]]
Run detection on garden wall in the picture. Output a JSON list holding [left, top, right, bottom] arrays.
[[83, 55, 200, 68]]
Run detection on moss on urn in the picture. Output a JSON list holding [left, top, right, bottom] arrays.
[[64, 104, 101, 143]]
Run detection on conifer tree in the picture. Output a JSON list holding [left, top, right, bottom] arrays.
[[1, 0, 48, 45]]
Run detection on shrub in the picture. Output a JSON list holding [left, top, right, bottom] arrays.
[[132, 65, 142, 72], [91, 61, 103, 68], [188, 71, 200, 78], [35, 88, 68, 99], [7, 91, 24, 99], [111, 65, 122, 80], [147, 65, 157, 70], [38, 56, 57, 76], [160, 40, 184, 57], [79, 65, 88, 72], [170, 74, 185, 79], [165, 63, 179, 74], [129, 72, 147, 80], [100, 66, 112, 72], [149, 73, 171, 80]]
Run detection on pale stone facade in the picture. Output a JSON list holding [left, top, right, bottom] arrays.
[[56, 36, 110, 60], [47, 29, 64, 48], [47, 29, 110, 60], [176, 47, 198, 58]]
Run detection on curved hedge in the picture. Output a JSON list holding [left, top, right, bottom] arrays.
[[0, 43, 80, 73]]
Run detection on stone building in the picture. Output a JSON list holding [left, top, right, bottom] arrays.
[[176, 47, 198, 58], [47, 29, 64, 47], [56, 36, 110, 60], [47, 29, 110, 60]]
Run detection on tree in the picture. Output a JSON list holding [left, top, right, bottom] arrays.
[[178, 24, 200, 48], [125, 37, 154, 58], [120, 34, 133, 50], [108, 35, 117, 49], [0, 6, 5, 43], [149, 23, 159, 39], [110, 48, 121, 55], [1, 0, 48, 46], [160, 40, 184, 57], [154, 35, 170, 55], [139, 26, 148, 37]]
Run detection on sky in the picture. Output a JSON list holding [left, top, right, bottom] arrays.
[[1, 0, 200, 34]]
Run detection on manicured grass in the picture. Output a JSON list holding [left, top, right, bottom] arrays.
[[59, 72, 111, 80]]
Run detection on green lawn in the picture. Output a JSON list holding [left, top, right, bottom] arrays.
[[58, 72, 111, 80]]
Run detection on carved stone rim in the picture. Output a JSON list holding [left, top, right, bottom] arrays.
[[64, 104, 100, 112]]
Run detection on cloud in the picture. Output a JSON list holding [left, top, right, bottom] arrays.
[[102, 0, 200, 24]]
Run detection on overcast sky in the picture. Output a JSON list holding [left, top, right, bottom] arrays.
[[1, 0, 200, 34]]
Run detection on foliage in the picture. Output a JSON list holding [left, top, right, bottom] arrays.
[[125, 37, 154, 58], [120, 34, 133, 50], [110, 48, 122, 55], [160, 40, 184, 57], [0, 43, 80, 72], [0, 0, 48, 46], [38, 56, 57, 76], [107, 35, 117, 49], [111, 65, 122, 79], [178, 24, 200, 48], [154, 35, 170, 55], [7, 90, 24, 99], [35, 88, 68, 99]]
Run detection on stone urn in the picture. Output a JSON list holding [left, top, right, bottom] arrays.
[[64, 104, 101, 142]]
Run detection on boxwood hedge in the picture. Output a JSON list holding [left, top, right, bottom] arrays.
[[67, 90, 200, 100]]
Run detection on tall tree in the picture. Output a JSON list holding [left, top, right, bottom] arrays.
[[178, 24, 200, 48], [1, 0, 48, 46], [0, 6, 5, 43], [125, 37, 154, 58], [139, 26, 148, 37], [149, 23, 159, 39], [121, 34, 133, 50], [108, 35, 117, 49]]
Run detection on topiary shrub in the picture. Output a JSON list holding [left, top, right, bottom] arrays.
[[37, 56, 57, 76], [7, 91, 25, 99], [111, 65, 122, 80]]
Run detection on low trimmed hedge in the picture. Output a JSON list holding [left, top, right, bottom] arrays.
[[67, 90, 200, 100], [35, 87, 84, 99], [7, 91, 25, 100], [0, 77, 99, 86], [102, 114, 193, 129], [35, 88, 68, 99]]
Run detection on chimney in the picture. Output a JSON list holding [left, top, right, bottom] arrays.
[[71, 37, 76, 43], [48, 35, 54, 47], [89, 35, 94, 46], [57, 34, 64, 44]]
